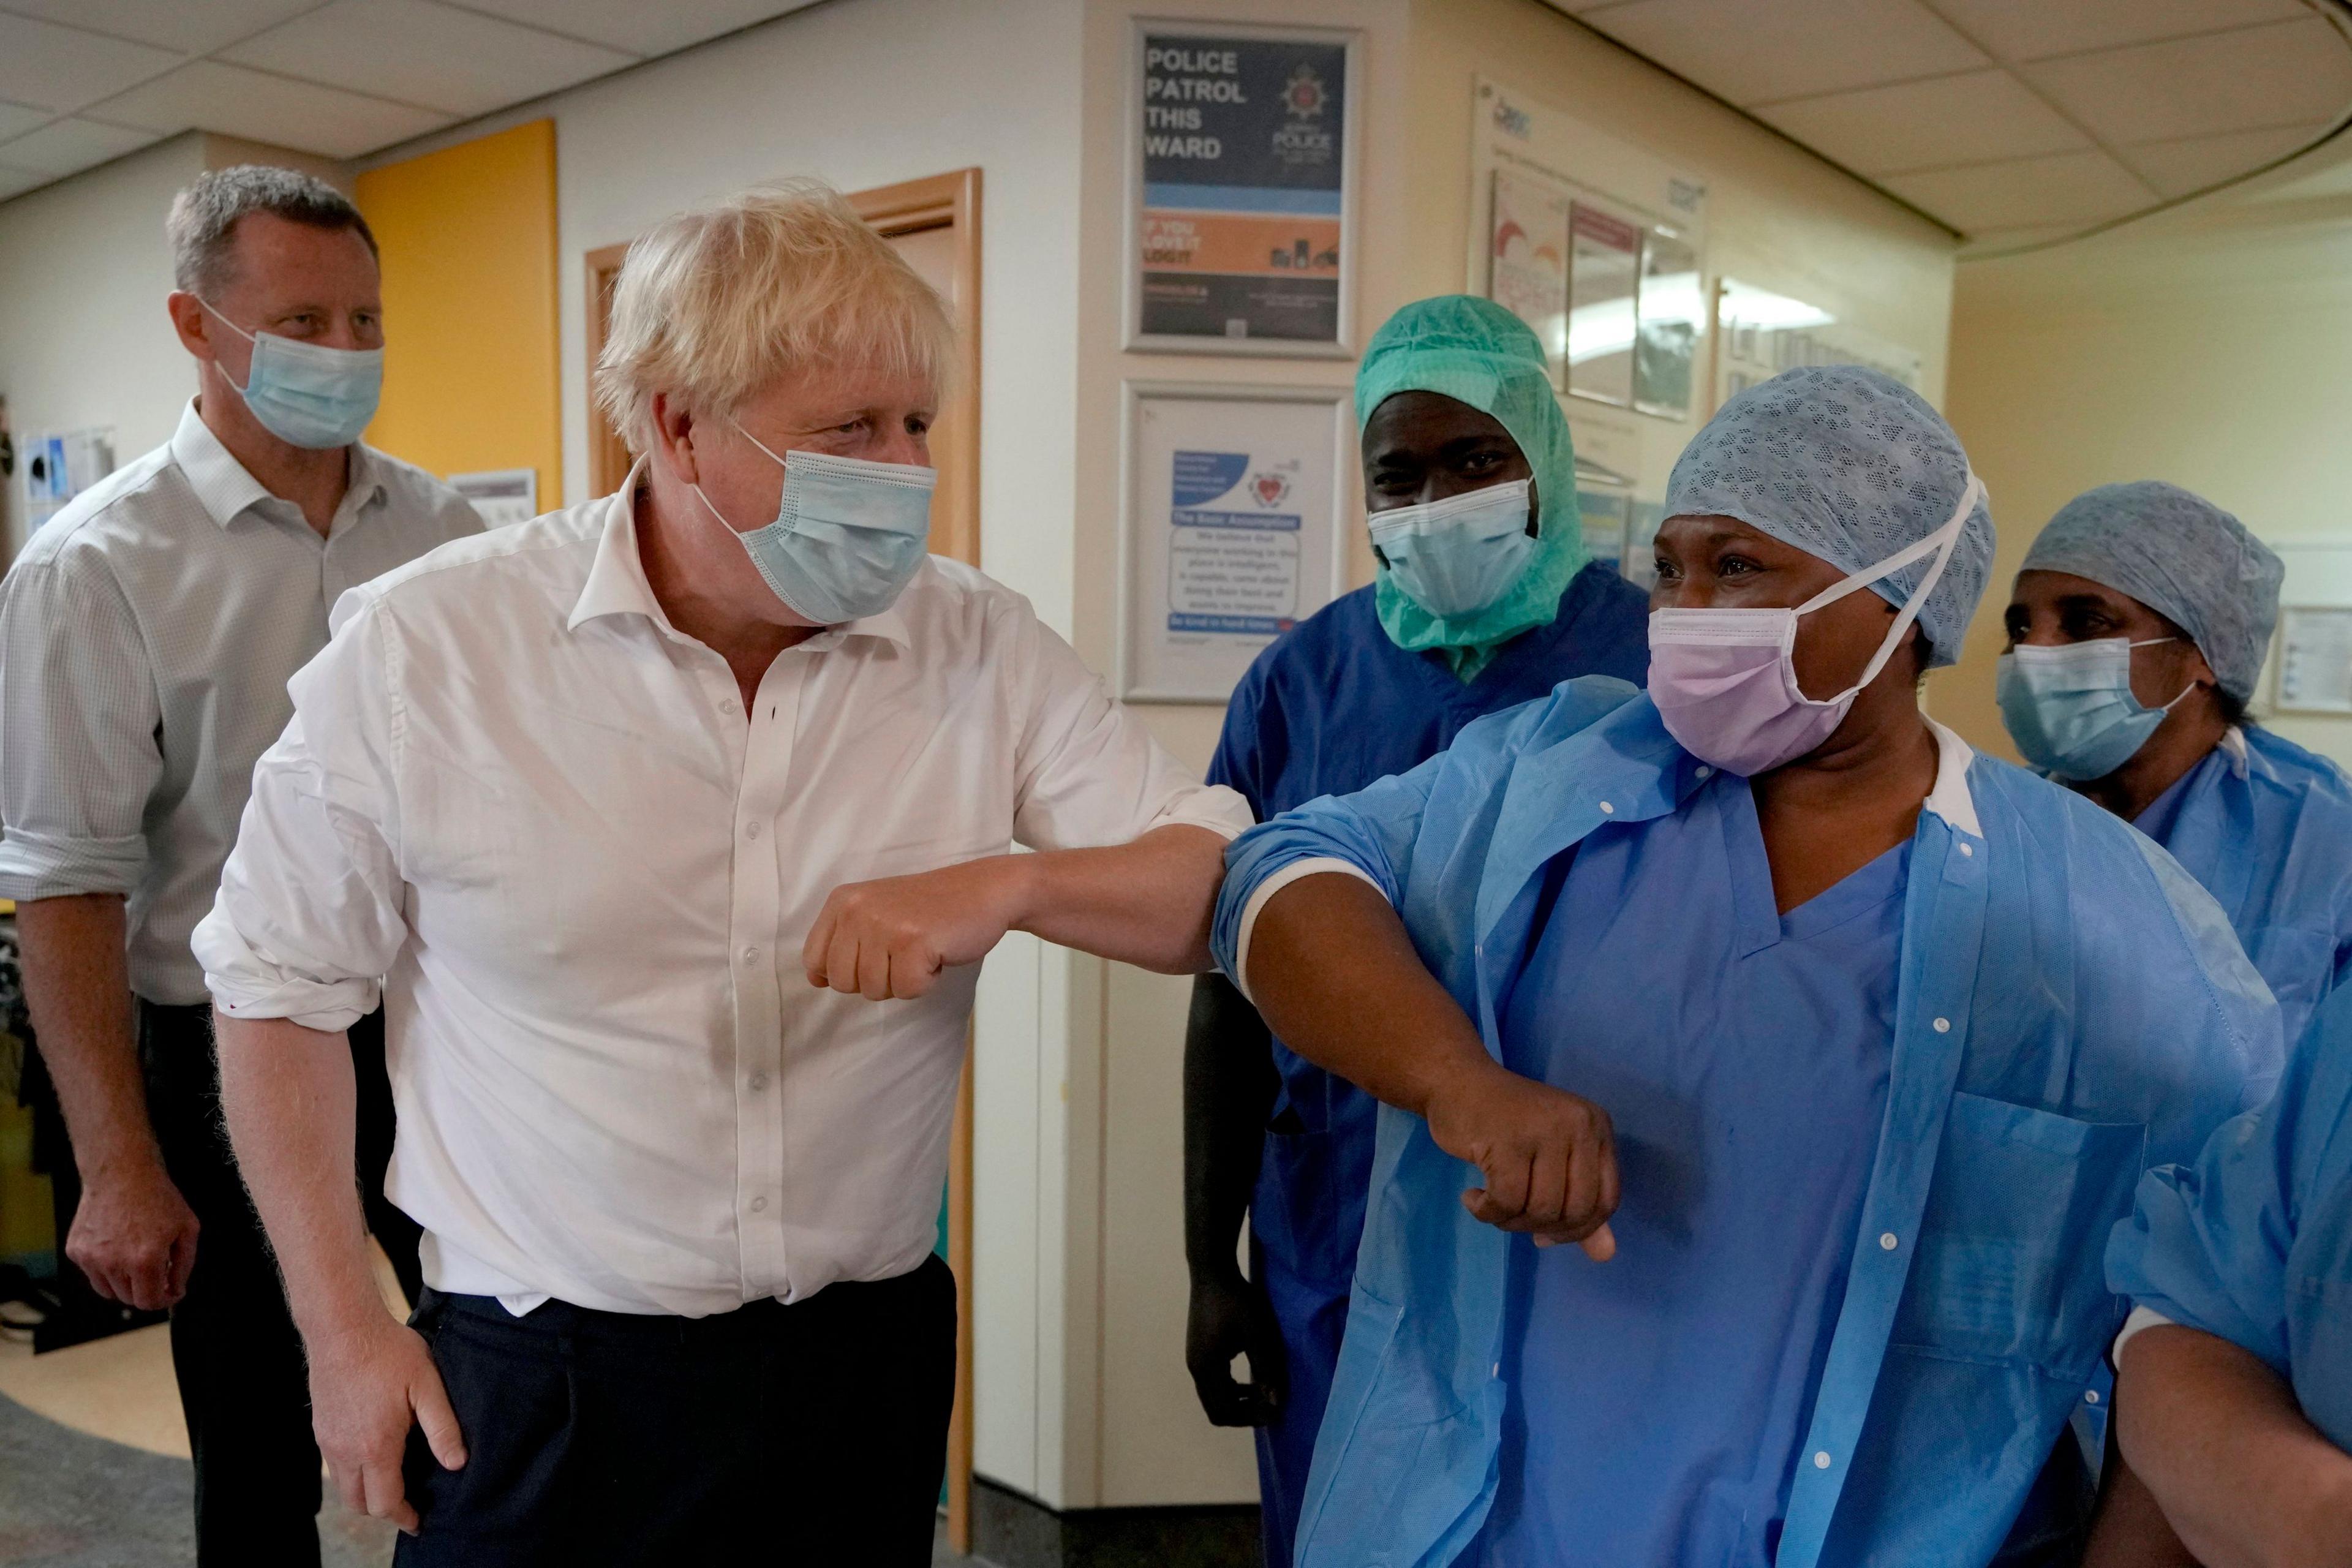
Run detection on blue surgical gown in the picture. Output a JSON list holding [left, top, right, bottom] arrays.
[[2130, 725, 2352, 1050], [1476, 776, 1907, 1567], [2109, 979, 2352, 1449], [1206, 562, 1648, 1565], [1212, 683, 2280, 1568]]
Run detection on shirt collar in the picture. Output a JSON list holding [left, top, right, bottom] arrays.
[[170, 399, 386, 529], [1922, 717, 1983, 839], [565, 456, 916, 649]]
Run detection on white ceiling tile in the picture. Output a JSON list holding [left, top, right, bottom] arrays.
[[0, 13, 181, 113], [0, 114, 159, 173], [1922, 0, 2310, 64], [2114, 122, 2330, 200], [1579, 0, 1988, 107], [0, 99, 50, 140], [223, 0, 634, 117], [1757, 69, 2087, 176], [1882, 148, 2154, 232], [0, 164, 47, 200], [2023, 17, 2352, 146], [89, 61, 451, 156], [441, 0, 816, 56], [0, 0, 328, 55]]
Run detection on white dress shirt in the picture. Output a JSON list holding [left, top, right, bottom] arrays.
[[0, 401, 482, 1003], [194, 475, 1251, 1316]]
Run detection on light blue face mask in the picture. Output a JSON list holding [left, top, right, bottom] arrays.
[[693, 420, 938, 625], [1997, 636, 2191, 782], [1367, 477, 1538, 622], [200, 299, 383, 450]]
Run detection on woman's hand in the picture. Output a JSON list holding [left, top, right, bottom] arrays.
[[1424, 1055, 1619, 1259]]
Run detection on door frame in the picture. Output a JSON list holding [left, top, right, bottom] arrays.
[[579, 170, 984, 1552]]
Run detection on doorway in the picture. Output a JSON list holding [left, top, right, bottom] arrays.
[[581, 168, 984, 1552]]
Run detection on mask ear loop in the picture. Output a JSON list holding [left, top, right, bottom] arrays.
[[1803, 472, 1985, 705]]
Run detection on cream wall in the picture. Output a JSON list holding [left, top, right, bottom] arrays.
[[1943, 184, 2352, 767], [1070, 0, 1959, 1512]]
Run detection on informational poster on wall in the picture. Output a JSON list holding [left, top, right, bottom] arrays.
[[1488, 169, 1570, 384], [1715, 278, 1924, 405], [1121, 384, 1348, 702], [449, 468, 539, 528], [1567, 205, 1639, 408], [1129, 22, 1359, 355], [2279, 606, 2352, 713], [23, 426, 116, 533]]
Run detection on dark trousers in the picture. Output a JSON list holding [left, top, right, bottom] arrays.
[[397, 1255, 957, 1567], [140, 1000, 424, 1568]]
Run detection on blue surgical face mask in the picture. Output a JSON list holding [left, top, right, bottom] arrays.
[[200, 299, 383, 450], [1367, 478, 1537, 621], [693, 420, 937, 625], [1997, 636, 2191, 782]]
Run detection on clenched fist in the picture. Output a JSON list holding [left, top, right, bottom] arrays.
[[803, 856, 1036, 1000], [1423, 1056, 1619, 1260]]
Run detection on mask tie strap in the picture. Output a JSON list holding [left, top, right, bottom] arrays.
[[1811, 472, 1983, 704]]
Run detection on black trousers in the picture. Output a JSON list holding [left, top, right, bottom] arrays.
[[397, 1255, 957, 1567], [139, 1000, 424, 1568]]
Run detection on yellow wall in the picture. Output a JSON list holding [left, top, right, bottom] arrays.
[[1942, 179, 2352, 767], [355, 119, 561, 510]]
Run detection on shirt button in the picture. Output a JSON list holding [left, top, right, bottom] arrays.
[[1814, 1452, 1832, 1470], [720, 699, 739, 715], [745, 822, 761, 839], [742, 946, 759, 963], [1491, 1362, 1502, 1379], [1959, 843, 1974, 858], [749, 1073, 767, 1091], [1598, 801, 1615, 814], [1879, 1232, 1899, 1251], [1695, 766, 1714, 779], [750, 1196, 768, 1212], [1933, 1017, 1951, 1033], [2085, 1389, 2100, 1405]]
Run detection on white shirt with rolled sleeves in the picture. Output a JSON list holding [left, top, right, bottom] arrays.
[[194, 477, 1251, 1317]]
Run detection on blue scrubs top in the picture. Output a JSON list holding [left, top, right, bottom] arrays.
[[2130, 725, 2352, 1050], [1208, 562, 1648, 1564], [2109, 981, 2352, 1449], [1478, 777, 1908, 1566]]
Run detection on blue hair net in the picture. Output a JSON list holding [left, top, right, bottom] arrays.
[[1663, 365, 1994, 669], [2022, 481, 2282, 701]]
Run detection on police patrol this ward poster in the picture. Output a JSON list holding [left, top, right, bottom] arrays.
[[1131, 25, 1357, 354]]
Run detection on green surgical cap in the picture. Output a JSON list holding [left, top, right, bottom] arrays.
[[1355, 296, 1587, 671]]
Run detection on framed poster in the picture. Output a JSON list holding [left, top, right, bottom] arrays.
[[1490, 168, 1570, 386], [1128, 21, 1360, 356], [1634, 233, 1701, 420], [1120, 382, 1351, 702], [2278, 606, 2352, 714], [1566, 204, 1639, 408], [1714, 278, 1924, 404], [448, 467, 539, 527]]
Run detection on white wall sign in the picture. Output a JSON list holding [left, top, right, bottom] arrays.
[[1120, 383, 1348, 703], [23, 426, 116, 533], [448, 467, 540, 529], [1715, 278, 1924, 404], [2280, 606, 2352, 714]]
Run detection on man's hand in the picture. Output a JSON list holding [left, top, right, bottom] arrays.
[[1423, 1056, 1619, 1259], [66, 1156, 199, 1311], [1186, 1265, 1287, 1427], [804, 857, 1033, 1001], [309, 1317, 465, 1536]]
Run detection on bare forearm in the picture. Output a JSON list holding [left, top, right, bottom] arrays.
[[2081, 1452, 2198, 1568], [1183, 973, 1274, 1276], [16, 894, 154, 1174], [1244, 873, 1490, 1117], [2118, 1325, 2352, 1568], [1014, 824, 1227, 974], [215, 1012, 382, 1344]]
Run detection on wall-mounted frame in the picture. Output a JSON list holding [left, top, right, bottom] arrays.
[[1118, 380, 1351, 703], [1125, 19, 1361, 358]]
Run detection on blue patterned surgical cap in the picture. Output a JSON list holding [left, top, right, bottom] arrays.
[[1663, 365, 1995, 669], [2022, 481, 2282, 701]]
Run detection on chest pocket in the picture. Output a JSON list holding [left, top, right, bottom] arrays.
[[1891, 1092, 2147, 1382], [2244, 925, 2338, 1035]]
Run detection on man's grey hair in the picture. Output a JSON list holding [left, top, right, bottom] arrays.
[[166, 164, 379, 298]]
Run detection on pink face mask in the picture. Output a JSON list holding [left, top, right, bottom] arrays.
[[1646, 473, 1982, 777]]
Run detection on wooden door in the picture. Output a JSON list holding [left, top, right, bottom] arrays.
[[581, 170, 983, 1552]]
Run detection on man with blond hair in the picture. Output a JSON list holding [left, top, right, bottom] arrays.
[[197, 179, 1250, 1562]]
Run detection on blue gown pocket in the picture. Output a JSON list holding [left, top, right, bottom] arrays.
[[1891, 1093, 2147, 1381]]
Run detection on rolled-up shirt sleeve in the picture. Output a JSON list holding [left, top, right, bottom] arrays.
[[192, 592, 410, 1033], [1005, 605, 1253, 850], [0, 559, 163, 900]]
